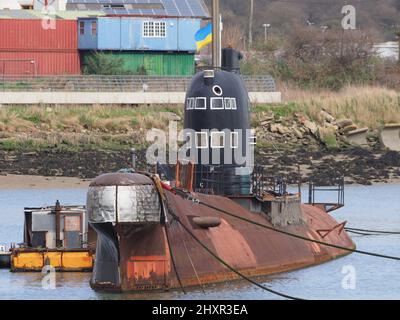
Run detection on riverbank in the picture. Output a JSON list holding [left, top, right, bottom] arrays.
[[0, 174, 90, 190], [1, 147, 400, 186], [1, 86, 400, 186]]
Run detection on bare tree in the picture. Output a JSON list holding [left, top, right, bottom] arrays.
[[222, 24, 246, 50]]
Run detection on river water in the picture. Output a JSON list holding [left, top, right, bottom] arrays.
[[0, 184, 399, 300]]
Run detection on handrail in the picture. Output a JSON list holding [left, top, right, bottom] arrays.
[[0, 75, 277, 92]]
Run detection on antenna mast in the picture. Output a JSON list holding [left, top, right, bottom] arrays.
[[212, 0, 221, 68]]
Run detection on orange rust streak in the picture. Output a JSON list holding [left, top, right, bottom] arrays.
[[129, 256, 168, 262]]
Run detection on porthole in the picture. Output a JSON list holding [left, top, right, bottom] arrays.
[[212, 85, 223, 96]]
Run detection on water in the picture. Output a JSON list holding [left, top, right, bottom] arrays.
[[0, 184, 399, 300]]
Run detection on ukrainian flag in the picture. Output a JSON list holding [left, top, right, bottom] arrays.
[[195, 23, 212, 51]]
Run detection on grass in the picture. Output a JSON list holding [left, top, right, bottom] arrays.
[[0, 85, 398, 152], [0, 104, 184, 151], [280, 85, 400, 128]]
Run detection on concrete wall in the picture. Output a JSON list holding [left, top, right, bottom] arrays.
[[0, 92, 282, 105]]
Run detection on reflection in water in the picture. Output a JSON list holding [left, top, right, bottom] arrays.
[[0, 185, 399, 300]]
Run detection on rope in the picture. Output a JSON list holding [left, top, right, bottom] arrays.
[[171, 188, 400, 261], [167, 207, 304, 300], [164, 224, 186, 294], [180, 225, 206, 294], [345, 230, 380, 236], [346, 227, 400, 235]]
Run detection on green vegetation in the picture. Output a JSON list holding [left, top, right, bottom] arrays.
[[0, 86, 398, 152], [0, 104, 185, 152], [252, 103, 297, 118], [82, 52, 134, 75]]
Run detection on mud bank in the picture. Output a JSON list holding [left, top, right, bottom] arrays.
[[1, 148, 400, 186]]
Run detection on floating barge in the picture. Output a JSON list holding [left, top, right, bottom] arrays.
[[10, 204, 96, 272], [10, 249, 93, 272]]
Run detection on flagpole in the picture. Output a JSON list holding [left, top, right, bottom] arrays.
[[212, 0, 221, 68]]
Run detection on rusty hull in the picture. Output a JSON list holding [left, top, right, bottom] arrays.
[[163, 192, 355, 289], [92, 190, 355, 292]]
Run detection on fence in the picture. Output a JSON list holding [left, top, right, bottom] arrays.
[[0, 75, 277, 92]]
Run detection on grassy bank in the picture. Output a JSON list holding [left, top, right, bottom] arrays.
[[251, 85, 400, 129], [0, 85, 399, 152], [0, 104, 183, 151]]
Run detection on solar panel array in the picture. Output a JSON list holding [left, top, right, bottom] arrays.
[[66, 0, 210, 18]]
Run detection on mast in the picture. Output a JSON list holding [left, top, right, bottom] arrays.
[[212, 0, 221, 68], [249, 0, 254, 49]]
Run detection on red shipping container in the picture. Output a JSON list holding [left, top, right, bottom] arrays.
[[0, 19, 78, 50], [0, 51, 80, 76], [0, 19, 81, 75]]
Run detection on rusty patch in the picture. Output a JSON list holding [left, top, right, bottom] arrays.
[[90, 173, 153, 187]]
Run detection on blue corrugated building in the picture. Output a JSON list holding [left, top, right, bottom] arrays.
[[70, 0, 210, 75], [78, 17, 201, 51]]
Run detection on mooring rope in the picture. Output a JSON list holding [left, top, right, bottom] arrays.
[[345, 227, 400, 235], [166, 206, 303, 300], [165, 223, 186, 294], [169, 187, 400, 262]]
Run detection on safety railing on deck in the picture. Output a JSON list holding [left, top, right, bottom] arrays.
[[307, 177, 345, 213], [0, 75, 277, 92], [252, 165, 288, 198]]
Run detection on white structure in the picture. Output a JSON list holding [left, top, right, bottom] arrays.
[[33, 0, 67, 11], [0, 91, 282, 105], [15, 0, 67, 10], [373, 41, 399, 61], [0, 0, 21, 9]]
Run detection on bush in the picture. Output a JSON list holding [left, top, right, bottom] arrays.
[[83, 52, 128, 75], [242, 27, 385, 91]]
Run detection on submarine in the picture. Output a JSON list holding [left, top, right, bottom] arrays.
[[86, 47, 355, 294]]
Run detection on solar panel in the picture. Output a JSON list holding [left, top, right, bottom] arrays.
[[66, 0, 210, 17]]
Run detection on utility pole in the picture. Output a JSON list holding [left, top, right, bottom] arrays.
[[249, 0, 254, 49], [212, 0, 222, 68]]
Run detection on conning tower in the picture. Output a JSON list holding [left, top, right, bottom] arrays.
[[183, 48, 254, 196]]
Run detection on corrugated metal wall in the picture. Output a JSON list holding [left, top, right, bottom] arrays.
[[0, 51, 81, 76], [0, 19, 80, 76], [81, 51, 195, 76], [0, 19, 77, 50], [78, 17, 200, 52]]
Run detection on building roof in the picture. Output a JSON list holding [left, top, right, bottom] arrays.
[[66, 0, 210, 18], [0, 0, 21, 10], [0, 9, 105, 19]]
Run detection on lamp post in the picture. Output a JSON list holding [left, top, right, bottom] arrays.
[[262, 23, 271, 45]]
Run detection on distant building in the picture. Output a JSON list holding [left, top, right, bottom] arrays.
[[373, 41, 399, 61], [0, 10, 104, 76], [66, 0, 209, 18], [0, 0, 21, 9], [14, 0, 67, 10], [0, 0, 210, 76], [75, 0, 210, 76]]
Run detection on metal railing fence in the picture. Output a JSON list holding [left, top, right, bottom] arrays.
[[0, 75, 277, 92]]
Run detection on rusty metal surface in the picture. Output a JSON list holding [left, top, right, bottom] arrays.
[[193, 217, 222, 229], [118, 224, 171, 291], [90, 189, 355, 292], [164, 191, 355, 290], [90, 173, 153, 187]]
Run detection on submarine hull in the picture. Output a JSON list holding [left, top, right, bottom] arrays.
[[90, 191, 355, 292]]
